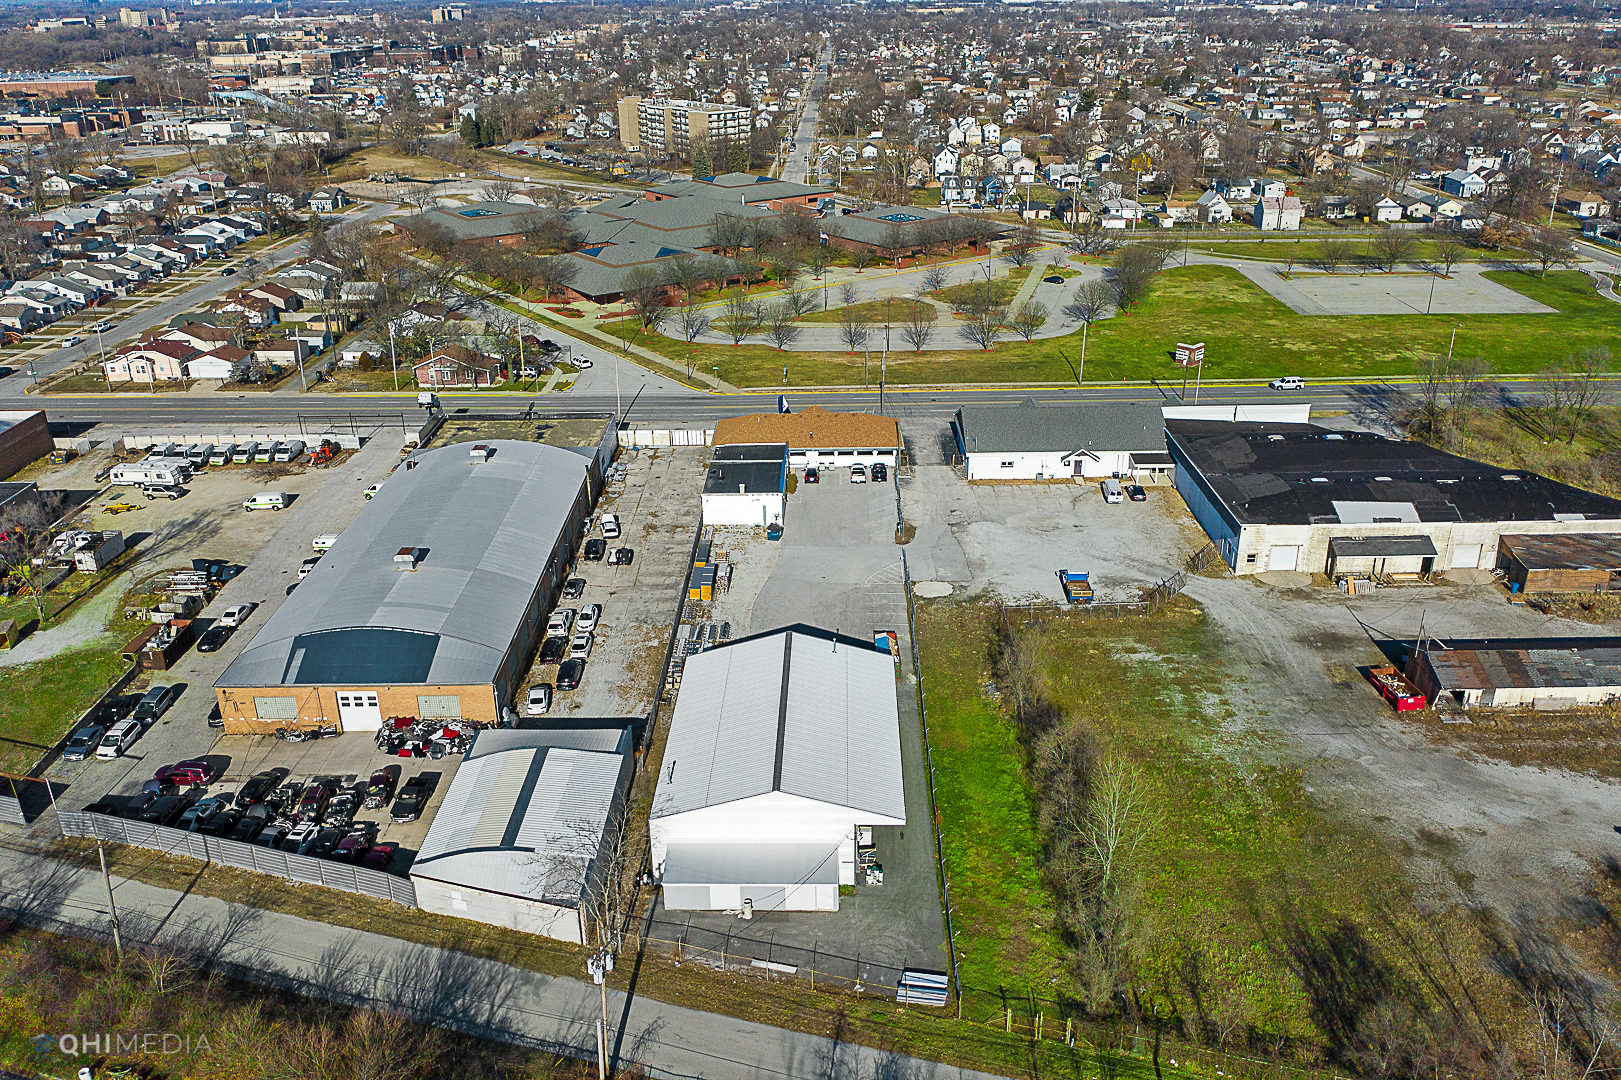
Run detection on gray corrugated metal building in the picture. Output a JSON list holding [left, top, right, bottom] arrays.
[[411, 727, 635, 941], [649, 627, 905, 913], [215, 438, 606, 731], [1406, 638, 1621, 707]]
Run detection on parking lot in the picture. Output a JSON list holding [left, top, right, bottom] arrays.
[[518, 445, 705, 721], [47, 431, 408, 829]]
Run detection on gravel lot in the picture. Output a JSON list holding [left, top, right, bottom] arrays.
[[898, 414, 1621, 918]]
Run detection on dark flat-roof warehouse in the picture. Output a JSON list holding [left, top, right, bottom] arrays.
[[1167, 421, 1621, 525], [217, 439, 591, 691]]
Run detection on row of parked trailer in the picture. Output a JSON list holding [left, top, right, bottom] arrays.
[[109, 440, 309, 486]]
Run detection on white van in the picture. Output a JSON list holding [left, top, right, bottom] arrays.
[[242, 491, 288, 512], [254, 442, 277, 463], [96, 719, 141, 759], [311, 533, 339, 552], [273, 440, 305, 462], [1101, 478, 1124, 504], [209, 443, 236, 466], [232, 442, 258, 464]]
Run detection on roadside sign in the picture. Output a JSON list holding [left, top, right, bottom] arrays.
[[1175, 342, 1205, 366]]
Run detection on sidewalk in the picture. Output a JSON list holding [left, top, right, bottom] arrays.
[[0, 844, 1011, 1080]]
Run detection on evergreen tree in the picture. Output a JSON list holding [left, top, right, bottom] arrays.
[[728, 137, 748, 174], [691, 140, 711, 178], [459, 114, 477, 144], [479, 114, 501, 148]]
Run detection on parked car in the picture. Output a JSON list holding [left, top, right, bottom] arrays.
[[1043, 275, 1065, 284], [96, 719, 141, 759], [390, 776, 433, 823], [206, 808, 244, 837], [557, 658, 585, 691], [218, 603, 257, 627], [122, 792, 158, 819], [576, 603, 602, 634], [850, 463, 867, 484], [139, 795, 192, 826], [254, 823, 290, 849], [546, 609, 576, 637], [574, 356, 593, 369], [311, 828, 345, 858], [219, 266, 237, 276], [235, 771, 279, 807], [62, 724, 104, 762], [295, 824, 327, 856], [132, 684, 182, 725], [321, 792, 358, 828], [804, 467, 819, 483], [297, 782, 331, 822], [196, 624, 233, 652], [154, 760, 217, 787], [299, 556, 320, 580], [180, 795, 231, 832], [61, 335, 82, 348], [1269, 376, 1305, 390], [363, 483, 382, 500], [526, 684, 553, 715], [1101, 478, 1124, 504], [363, 770, 396, 809], [1126, 484, 1147, 502], [583, 538, 607, 561], [561, 577, 586, 600], [872, 462, 888, 483], [363, 843, 398, 872], [142, 484, 185, 501], [282, 820, 319, 853], [332, 831, 373, 863], [539, 636, 568, 664], [229, 816, 266, 843], [568, 632, 594, 660], [600, 513, 621, 539], [606, 547, 634, 566]]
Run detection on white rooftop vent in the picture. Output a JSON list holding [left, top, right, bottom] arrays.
[[1501, 474, 1520, 480], [469, 443, 492, 462], [394, 546, 425, 571], [1268, 434, 1285, 441], [1324, 433, 1345, 440], [1311, 477, 1329, 482], [1374, 476, 1393, 481]]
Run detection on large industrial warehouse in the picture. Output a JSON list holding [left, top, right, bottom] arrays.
[[411, 727, 634, 942], [214, 438, 601, 731], [650, 627, 905, 913], [1167, 421, 1621, 577]]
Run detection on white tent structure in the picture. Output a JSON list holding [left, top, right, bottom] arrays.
[[650, 628, 905, 912]]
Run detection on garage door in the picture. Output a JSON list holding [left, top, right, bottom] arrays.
[[336, 692, 381, 731], [1450, 544, 1482, 570], [1269, 545, 1300, 571]]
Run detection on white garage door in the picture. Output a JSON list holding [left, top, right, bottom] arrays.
[[1269, 545, 1300, 571], [1450, 544, 1482, 570], [336, 691, 381, 731]]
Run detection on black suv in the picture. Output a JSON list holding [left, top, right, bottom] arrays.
[[583, 538, 606, 561]]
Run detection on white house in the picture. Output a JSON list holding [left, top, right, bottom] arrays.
[[650, 628, 905, 913], [1196, 189, 1233, 224], [955, 401, 1173, 481], [1374, 197, 1405, 223], [700, 443, 786, 528], [1441, 169, 1486, 198], [1255, 196, 1304, 231]]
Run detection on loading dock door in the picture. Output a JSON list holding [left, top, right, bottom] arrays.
[[1451, 544, 1482, 570], [336, 691, 381, 731], [1269, 545, 1300, 571]]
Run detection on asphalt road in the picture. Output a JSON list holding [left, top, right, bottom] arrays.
[[780, 50, 831, 186], [0, 842, 1010, 1080]]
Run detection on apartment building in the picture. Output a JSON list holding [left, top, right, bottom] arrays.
[[627, 96, 750, 161]]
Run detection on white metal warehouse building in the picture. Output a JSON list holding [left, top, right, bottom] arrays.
[[650, 627, 905, 913], [410, 726, 634, 942], [700, 443, 787, 527]]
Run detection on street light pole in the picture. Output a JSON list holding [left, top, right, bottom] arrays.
[[1447, 323, 1461, 365]]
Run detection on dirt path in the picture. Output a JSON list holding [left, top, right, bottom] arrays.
[[0, 572, 130, 668]]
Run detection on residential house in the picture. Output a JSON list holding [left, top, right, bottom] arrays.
[[252, 338, 311, 370], [309, 187, 349, 213], [1418, 193, 1466, 219], [1319, 195, 1353, 220], [1255, 196, 1304, 231], [1441, 169, 1487, 197], [1162, 200, 1199, 223], [104, 340, 198, 383], [413, 345, 502, 388], [0, 302, 41, 332], [1562, 191, 1609, 217], [1196, 189, 1233, 224], [1374, 197, 1404, 223], [156, 322, 239, 352], [186, 344, 249, 380]]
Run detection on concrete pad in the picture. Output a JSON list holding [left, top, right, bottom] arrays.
[[906, 522, 971, 583], [911, 580, 952, 598], [1255, 570, 1314, 587], [1225, 259, 1556, 316], [1444, 568, 1498, 585]]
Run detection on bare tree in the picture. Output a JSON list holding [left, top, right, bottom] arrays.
[[1522, 226, 1579, 279], [804, 243, 832, 280], [837, 306, 871, 352], [677, 298, 711, 343], [1068, 219, 1124, 256], [716, 287, 761, 345], [1009, 301, 1048, 341], [1370, 231, 1417, 273], [1005, 223, 1042, 267], [481, 178, 518, 202], [1110, 245, 1163, 309], [899, 304, 937, 351], [849, 247, 876, 273], [838, 281, 860, 307], [921, 263, 950, 293], [1541, 347, 1611, 445], [958, 303, 1007, 350], [533, 255, 579, 302], [782, 279, 816, 320], [1319, 238, 1354, 274], [764, 304, 801, 351], [1062, 280, 1114, 385], [1431, 233, 1466, 278], [0, 491, 68, 624], [621, 264, 669, 330]]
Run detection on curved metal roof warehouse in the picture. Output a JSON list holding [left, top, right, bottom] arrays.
[[214, 438, 596, 732]]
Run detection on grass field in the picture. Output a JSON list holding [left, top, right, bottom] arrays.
[[797, 298, 937, 324], [1185, 237, 1492, 264], [634, 265, 1614, 387], [0, 645, 126, 775], [917, 598, 1409, 1043]]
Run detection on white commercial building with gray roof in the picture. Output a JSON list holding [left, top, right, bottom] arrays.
[[214, 438, 603, 732], [411, 726, 635, 942], [954, 401, 1173, 481], [650, 627, 905, 913]]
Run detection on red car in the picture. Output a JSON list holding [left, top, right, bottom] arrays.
[[153, 760, 217, 787], [363, 843, 398, 872]]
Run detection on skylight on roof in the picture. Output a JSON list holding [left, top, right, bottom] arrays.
[[458, 208, 499, 217], [877, 212, 923, 222]]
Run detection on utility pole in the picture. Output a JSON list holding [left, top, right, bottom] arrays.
[[388, 320, 399, 391], [1447, 323, 1461, 365], [98, 840, 123, 959]]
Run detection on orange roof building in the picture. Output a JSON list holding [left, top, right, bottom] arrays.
[[711, 406, 899, 470]]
